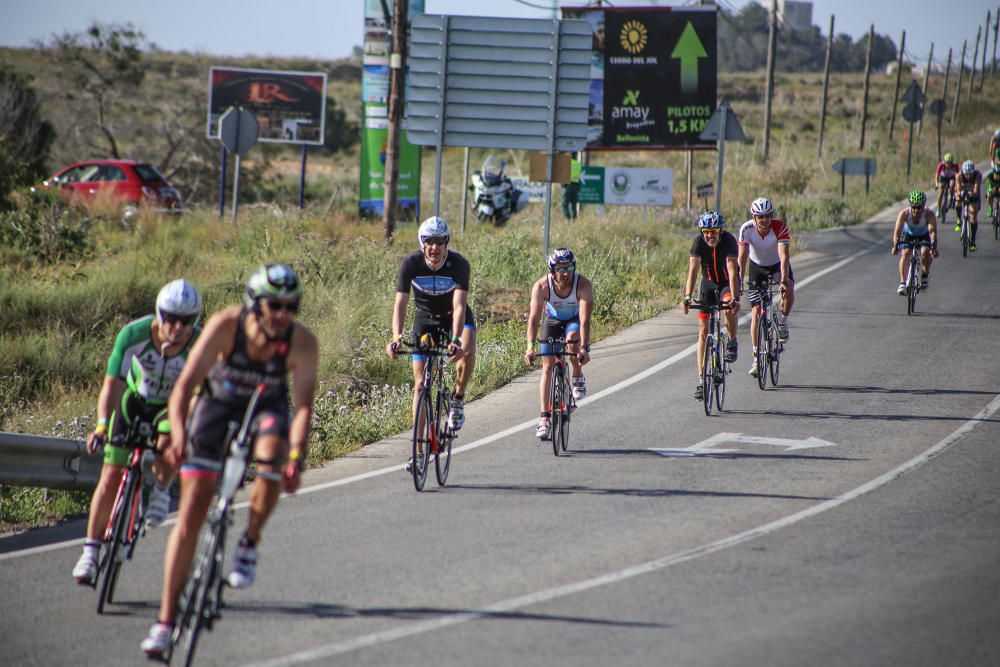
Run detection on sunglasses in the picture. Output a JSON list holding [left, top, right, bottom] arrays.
[[161, 312, 196, 326], [701, 229, 720, 236], [265, 300, 300, 313], [423, 237, 448, 247], [552, 265, 575, 274]]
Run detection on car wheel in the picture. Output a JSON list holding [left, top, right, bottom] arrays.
[[121, 202, 139, 228]]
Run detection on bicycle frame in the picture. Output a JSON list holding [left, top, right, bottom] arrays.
[[751, 278, 783, 390], [903, 240, 930, 316], [537, 337, 577, 455], [688, 300, 730, 415], [400, 332, 455, 491]]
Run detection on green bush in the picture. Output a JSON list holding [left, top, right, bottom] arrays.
[[0, 189, 92, 265]]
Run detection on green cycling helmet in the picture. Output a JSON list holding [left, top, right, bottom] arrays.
[[244, 263, 303, 308], [908, 190, 926, 207], [943, 152, 955, 163]]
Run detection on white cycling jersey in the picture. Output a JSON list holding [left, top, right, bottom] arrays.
[[738, 218, 791, 266]]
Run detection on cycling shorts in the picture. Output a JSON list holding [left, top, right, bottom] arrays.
[[958, 193, 981, 208], [897, 231, 931, 249], [539, 315, 581, 353], [747, 261, 793, 307], [104, 390, 169, 467], [181, 394, 290, 475], [697, 281, 732, 320], [412, 307, 475, 362]]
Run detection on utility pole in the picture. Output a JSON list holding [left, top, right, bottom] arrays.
[[818, 14, 834, 157], [992, 9, 999, 76], [969, 27, 981, 101], [953, 40, 966, 123], [942, 47, 952, 121], [917, 43, 933, 138], [889, 30, 906, 141], [859, 24, 874, 151], [762, 0, 778, 158], [981, 10, 992, 90], [382, 0, 408, 241]]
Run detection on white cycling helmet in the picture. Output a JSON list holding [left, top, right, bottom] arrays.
[[962, 159, 976, 174], [418, 216, 451, 249], [749, 197, 774, 216], [994, 128, 1000, 140], [156, 278, 202, 324]]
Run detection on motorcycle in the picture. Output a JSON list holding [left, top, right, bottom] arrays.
[[469, 156, 528, 226]]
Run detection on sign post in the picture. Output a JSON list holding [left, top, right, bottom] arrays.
[[699, 99, 747, 213], [218, 106, 259, 223], [900, 80, 926, 178], [832, 158, 877, 196], [928, 98, 946, 161]]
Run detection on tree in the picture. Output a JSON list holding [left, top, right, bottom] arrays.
[[46, 22, 149, 159], [0, 63, 55, 208]]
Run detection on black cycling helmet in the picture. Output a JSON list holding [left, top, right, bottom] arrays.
[[244, 263, 303, 308], [547, 247, 576, 271]]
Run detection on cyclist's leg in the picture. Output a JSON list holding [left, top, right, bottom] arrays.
[[970, 200, 980, 245], [83, 403, 133, 542], [898, 244, 912, 284], [454, 312, 477, 397], [780, 273, 795, 317], [935, 183, 944, 212], [564, 320, 583, 377], [244, 432, 287, 545]]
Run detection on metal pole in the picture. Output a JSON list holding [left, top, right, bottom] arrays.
[[818, 14, 834, 157], [298, 145, 307, 209], [461, 147, 470, 233], [231, 154, 241, 224], [969, 27, 981, 101], [218, 145, 227, 218], [714, 102, 727, 214], [889, 30, 906, 141], [686, 150, 692, 209], [981, 11, 991, 90], [906, 116, 915, 177], [917, 43, 933, 138], [762, 0, 777, 158], [937, 106, 943, 160], [942, 48, 953, 121], [860, 24, 874, 150], [382, 0, 408, 239], [542, 19, 563, 258], [993, 9, 999, 76], [432, 16, 450, 217], [952, 41, 966, 123]]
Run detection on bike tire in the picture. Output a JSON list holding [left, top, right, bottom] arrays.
[[715, 332, 727, 411], [702, 334, 714, 416], [434, 387, 453, 486], [550, 366, 565, 456], [962, 215, 969, 258], [755, 315, 768, 390], [411, 388, 432, 491], [97, 467, 137, 613], [906, 256, 918, 316], [180, 520, 224, 667], [768, 317, 781, 386], [559, 371, 571, 453]]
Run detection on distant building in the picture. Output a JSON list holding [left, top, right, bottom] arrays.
[[758, 0, 813, 32]]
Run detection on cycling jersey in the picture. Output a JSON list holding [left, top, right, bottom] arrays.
[[540, 274, 584, 352], [985, 171, 1000, 194], [690, 231, 737, 285], [396, 249, 471, 322], [203, 309, 292, 406], [957, 171, 982, 193], [902, 207, 932, 236], [936, 161, 958, 181], [103, 315, 200, 466], [738, 218, 790, 267]]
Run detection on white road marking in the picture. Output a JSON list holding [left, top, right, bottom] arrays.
[[0, 243, 875, 563], [245, 392, 1000, 667], [651, 432, 838, 457]]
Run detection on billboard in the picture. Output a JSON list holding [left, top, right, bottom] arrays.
[[360, 0, 423, 217], [207, 67, 327, 145], [562, 6, 717, 150]]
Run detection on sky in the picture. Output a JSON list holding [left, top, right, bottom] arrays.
[[0, 0, 997, 72]]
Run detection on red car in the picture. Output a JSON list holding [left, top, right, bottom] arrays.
[[45, 160, 183, 217]]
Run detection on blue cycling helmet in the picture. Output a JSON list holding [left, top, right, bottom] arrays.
[[547, 247, 576, 270], [698, 211, 725, 229]]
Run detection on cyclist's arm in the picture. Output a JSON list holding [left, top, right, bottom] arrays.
[[736, 243, 749, 283], [577, 276, 594, 349], [926, 210, 938, 247], [525, 278, 546, 349], [390, 291, 409, 341], [450, 288, 468, 343], [892, 210, 905, 245], [683, 256, 700, 300], [726, 256, 741, 301], [287, 327, 319, 460], [777, 242, 791, 284]]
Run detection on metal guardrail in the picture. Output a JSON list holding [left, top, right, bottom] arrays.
[[0, 432, 101, 490]]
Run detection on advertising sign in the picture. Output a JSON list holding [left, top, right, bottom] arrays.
[[360, 0, 424, 217], [562, 6, 716, 150], [574, 166, 673, 206], [207, 68, 326, 144]]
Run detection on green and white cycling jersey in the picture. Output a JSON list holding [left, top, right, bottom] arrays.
[[106, 314, 200, 405]]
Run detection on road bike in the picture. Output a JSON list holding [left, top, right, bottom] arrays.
[[991, 198, 1000, 240], [400, 332, 455, 491], [94, 413, 158, 614], [537, 337, 578, 454], [170, 384, 266, 667], [688, 299, 732, 416], [751, 278, 784, 390], [938, 183, 954, 228], [902, 239, 931, 316], [958, 192, 972, 257]]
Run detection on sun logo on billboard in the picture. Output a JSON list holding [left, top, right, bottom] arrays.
[[620, 20, 648, 54]]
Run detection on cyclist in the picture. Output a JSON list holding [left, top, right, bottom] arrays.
[[738, 197, 794, 377], [984, 166, 1000, 223], [524, 247, 594, 439], [71, 279, 202, 586], [141, 264, 318, 658], [891, 190, 939, 294], [990, 129, 1000, 167], [682, 212, 741, 401], [386, 216, 476, 459], [934, 152, 959, 216], [953, 159, 982, 251]]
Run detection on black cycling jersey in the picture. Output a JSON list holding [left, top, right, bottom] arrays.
[[203, 309, 293, 406], [395, 249, 471, 321], [690, 231, 738, 285]]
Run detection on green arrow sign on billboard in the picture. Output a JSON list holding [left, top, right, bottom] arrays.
[[578, 166, 605, 204], [671, 22, 708, 94]]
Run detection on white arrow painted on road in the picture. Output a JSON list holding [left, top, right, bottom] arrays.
[[650, 432, 838, 458]]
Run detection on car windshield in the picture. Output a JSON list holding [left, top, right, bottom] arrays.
[[133, 164, 167, 183]]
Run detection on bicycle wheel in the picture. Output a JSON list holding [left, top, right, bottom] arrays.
[[550, 365, 565, 456], [702, 334, 714, 415], [434, 386, 453, 486], [715, 332, 727, 411], [411, 388, 432, 491], [994, 210, 999, 240], [906, 257, 918, 316], [180, 520, 224, 667], [962, 214, 970, 257], [97, 466, 138, 613], [768, 312, 781, 386], [755, 315, 768, 390], [559, 369, 571, 453]]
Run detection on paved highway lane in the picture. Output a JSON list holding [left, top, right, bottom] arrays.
[[2, 207, 998, 667]]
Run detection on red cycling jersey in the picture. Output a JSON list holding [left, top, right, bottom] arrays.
[[936, 161, 958, 181]]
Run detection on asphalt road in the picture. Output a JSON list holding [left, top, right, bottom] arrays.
[[2, 204, 999, 667]]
